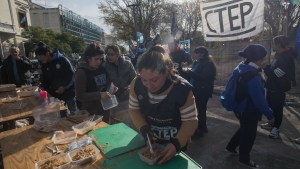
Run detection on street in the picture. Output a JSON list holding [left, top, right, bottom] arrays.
[[185, 88, 300, 169]]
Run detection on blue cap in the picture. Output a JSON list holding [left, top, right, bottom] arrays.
[[238, 44, 267, 61]]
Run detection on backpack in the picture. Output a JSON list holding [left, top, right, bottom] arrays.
[[220, 71, 258, 111]]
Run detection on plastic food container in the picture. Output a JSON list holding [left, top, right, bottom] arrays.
[[51, 131, 77, 144], [17, 86, 38, 97], [72, 121, 96, 135], [35, 153, 71, 169], [101, 95, 118, 110], [69, 144, 100, 165], [33, 102, 61, 132], [83, 115, 103, 124], [67, 136, 93, 152], [1, 96, 19, 103], [138, 144, 164, 165], [72, 115, 103, 135], [33, 119, 60, 132]]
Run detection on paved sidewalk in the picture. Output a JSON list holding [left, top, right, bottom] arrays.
[[185, 94, 300, 169]]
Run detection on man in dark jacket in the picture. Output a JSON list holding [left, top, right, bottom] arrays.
[[261, 35, 296, 139], [35, 42, 77, 114], [1, 46, 32, 87], [169, 42, 193, 80], [104, 44, 136, 126]]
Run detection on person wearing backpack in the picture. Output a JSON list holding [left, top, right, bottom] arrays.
[[225, 44, 274, 168], [260, 35, 296, 139]]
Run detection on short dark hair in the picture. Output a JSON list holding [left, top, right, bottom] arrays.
[[194, 46, 209, 59], [35, 41, 51, 56], [273, 35, 289, 48], [105, 44, 120, 54]]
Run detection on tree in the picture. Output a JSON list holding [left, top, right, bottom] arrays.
[[21, 26, 86, 57], [98, 0, 169, 41], [178, 0, 203, 40], [265, 0, 300, 39]]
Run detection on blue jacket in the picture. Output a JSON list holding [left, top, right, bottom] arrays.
[[234, 62, 273, 120], [41, 51, 75, 100]]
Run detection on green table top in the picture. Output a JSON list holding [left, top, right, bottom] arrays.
[[89, 123, 145, 158], [103, 151, 202, 169]]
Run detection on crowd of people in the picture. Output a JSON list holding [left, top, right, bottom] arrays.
[[0, 35, 297, 168]]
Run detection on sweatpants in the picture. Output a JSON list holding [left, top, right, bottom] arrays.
[[195, 95, 210, 132], [267, 90, 285, 129], [226, 111, 259, 163]]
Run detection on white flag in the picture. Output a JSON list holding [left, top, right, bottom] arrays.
[[200, 0, 264, 41]]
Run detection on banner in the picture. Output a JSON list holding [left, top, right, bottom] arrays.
[[136, 32, 144, 44], [289, 0, 300, 5], [200, 0, 264, 41], [179, 40, 191, 53]]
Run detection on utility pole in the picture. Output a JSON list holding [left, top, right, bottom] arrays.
[[281, 0, 290, 36], [171, 4, 177, 41], [127, 3, 140, 41]]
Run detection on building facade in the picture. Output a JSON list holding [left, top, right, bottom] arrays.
[[30, 4, 105, 45], [0, 0, 31, 60]]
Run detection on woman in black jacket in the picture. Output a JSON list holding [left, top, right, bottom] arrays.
[[182, 46, 216, 137]]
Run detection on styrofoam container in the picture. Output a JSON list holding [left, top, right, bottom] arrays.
[[51, 131, 77, 144], [101, 95, 118, 110], [138, 144, 164, 165], [68, 144, 100, 165], [35, 153, 71, 169]]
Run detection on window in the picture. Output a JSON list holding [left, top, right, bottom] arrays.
[[18, 12, 27, 28]]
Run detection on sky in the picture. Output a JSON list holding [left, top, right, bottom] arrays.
[[31, 0, 187, 34]]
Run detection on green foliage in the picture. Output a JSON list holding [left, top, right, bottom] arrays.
[[21, 26, 86, 58]]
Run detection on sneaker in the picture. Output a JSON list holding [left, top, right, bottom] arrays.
[[269, 127, 279, 139], [294, 138, 300, 144], [239, 160, 260, 168], [260, 123, 273, 130], [225, 147, 238, 156]]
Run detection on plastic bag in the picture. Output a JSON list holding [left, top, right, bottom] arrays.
[[15, 119, 29, 128], [33, 100, 61, 132]]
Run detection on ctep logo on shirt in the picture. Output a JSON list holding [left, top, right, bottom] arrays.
[[94, 74, 107, 91], [151, 125, 178, 140]]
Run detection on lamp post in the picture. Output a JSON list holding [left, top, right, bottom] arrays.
[[171, 4, 177, 40]]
